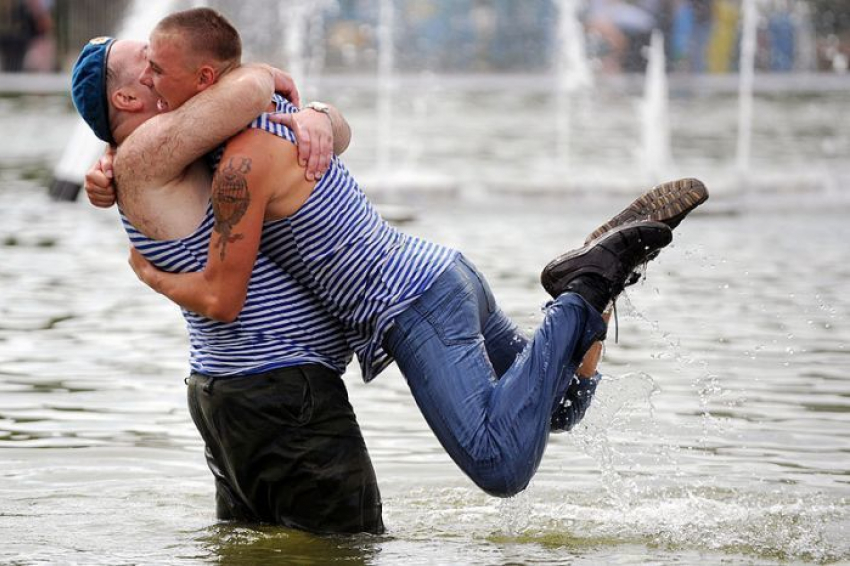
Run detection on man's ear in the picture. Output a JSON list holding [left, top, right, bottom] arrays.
[[196, 65, 217, 91], [111, 88, 143, 112]]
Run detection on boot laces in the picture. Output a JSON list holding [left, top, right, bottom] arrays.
[[610, 259, 651, 343], [612, 299, 619, 343]]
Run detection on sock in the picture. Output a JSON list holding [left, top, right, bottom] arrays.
[[564, 274, 611, 313]]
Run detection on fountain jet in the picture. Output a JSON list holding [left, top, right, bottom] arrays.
[[736, 0, 758, 178], [640, 29, 672, 184], [554, 0, 593, 171]]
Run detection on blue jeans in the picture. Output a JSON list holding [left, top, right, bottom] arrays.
[[384, 255, 605, 496]]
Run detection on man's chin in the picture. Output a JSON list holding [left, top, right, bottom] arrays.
[[156, 99, 170, 112]]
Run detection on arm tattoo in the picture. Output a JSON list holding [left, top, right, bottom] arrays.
[[212, 157, 252, 260]]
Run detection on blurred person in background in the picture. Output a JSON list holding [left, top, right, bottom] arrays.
[[585, 0, 666, 72], [766, 0, 797, 71], [22, 0, 54, 71], [670, 0, 714, 72], [707, 0, 739, 72], [0, 0, 54, 72]]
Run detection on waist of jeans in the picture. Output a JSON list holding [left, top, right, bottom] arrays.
[[191, 363, 339, 383]]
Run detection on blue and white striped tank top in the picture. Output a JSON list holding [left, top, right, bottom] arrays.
[[212, 95, 458, 381], [121, 205, 353, 376]]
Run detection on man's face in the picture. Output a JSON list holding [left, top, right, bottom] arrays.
[[109, 39, 160, 120], [139, 31, 201, 112]]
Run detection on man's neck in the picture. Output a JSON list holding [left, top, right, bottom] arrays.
[[113, 111, 157, 146], [215, 59, 240, 81], [111, 116, 135, 146]]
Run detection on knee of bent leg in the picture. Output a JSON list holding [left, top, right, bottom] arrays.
[[472, 458, 533, 498]]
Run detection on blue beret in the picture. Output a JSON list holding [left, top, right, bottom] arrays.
[[71, 37, 116, 145]]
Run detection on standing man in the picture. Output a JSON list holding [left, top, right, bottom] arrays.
[[71, 34, 384, 533]]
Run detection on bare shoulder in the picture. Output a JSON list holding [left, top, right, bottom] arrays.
[[220, 127, 300, 165], [218, 129, 313, 219]]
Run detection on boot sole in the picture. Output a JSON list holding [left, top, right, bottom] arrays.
[[541, 221, 672, 298], [585, 178, 708, 244]]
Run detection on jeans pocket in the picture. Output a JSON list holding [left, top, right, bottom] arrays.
[[418, 281, 481, 345]]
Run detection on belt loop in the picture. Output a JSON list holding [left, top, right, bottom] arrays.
[[203, 376, 216, 394]]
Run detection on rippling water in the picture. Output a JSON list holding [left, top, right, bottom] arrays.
[[1, 91, 849, 565]]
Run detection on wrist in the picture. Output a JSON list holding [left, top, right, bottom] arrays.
[[303, 101, 333, 129], [145, 268, 164, 294]]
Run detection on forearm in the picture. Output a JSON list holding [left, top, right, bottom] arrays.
[[115, 65, 275, 193], [144, 268, 244, 323]]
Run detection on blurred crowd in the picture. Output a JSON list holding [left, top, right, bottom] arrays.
[[329, 0, 848, 74], [1, 0, 848, 74], [583, 0, 826, 73]]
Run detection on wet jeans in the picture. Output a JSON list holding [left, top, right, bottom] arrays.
[[187, 364, 384, 534], [384, 255, 605, 497]]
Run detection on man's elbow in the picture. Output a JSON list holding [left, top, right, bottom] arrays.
[[240, 73, 273, 114], [204, 296, 244, 324], [334, 117, 352, 155], [334, 135, 351, 156]]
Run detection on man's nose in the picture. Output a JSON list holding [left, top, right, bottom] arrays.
[[139, 65, 153, 87]]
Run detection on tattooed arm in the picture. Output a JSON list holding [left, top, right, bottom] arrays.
[[129, 128, 313, 321], [114, 64, 276, 204]]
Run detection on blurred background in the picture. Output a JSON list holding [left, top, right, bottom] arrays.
[[1, 0, 849, 75], [1, 0, 849, 201]]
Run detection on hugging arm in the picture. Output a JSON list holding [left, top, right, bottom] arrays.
[[85, 146, 117, 208], [269, 104, 350, 180], [113, 64, 277, 200], [129, 129, 305, 322], [87, 72, 350, 207]]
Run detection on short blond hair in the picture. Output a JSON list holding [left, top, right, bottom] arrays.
[[154, 8, 241, 66]]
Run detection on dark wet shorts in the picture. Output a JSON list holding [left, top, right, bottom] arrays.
[[186, 364, 384, 534]]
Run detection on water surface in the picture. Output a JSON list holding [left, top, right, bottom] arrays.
[[1, 91, 848, 565]]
